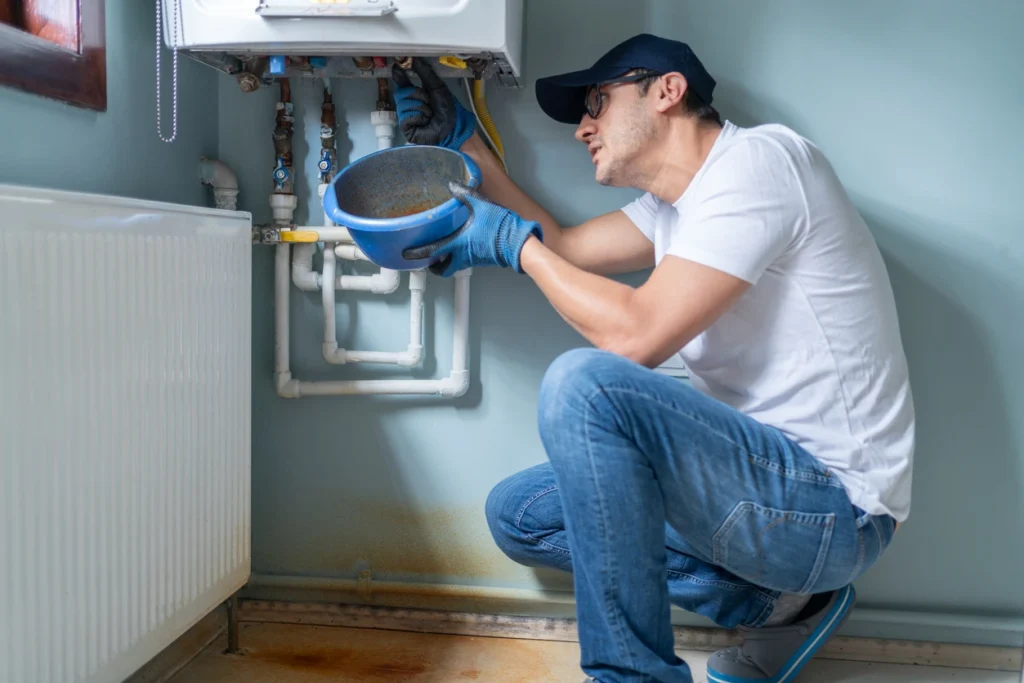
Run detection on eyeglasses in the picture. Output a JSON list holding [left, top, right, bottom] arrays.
[[584, 70, 661, 119]]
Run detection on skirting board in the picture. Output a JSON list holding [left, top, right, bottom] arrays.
[[242, 573, 1024, 649], [237, 599, 1022, 672], [241, 575, 1024, 670]]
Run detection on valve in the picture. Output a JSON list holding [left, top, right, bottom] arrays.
[[318, 149, 333, 175], [273, 158, 290, 190]]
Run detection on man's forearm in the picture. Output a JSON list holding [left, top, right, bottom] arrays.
[[460, 134, 571, 257], [518, 235, 650, 364]]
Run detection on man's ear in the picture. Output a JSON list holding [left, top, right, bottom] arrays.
[[654, 72, 688, 114]]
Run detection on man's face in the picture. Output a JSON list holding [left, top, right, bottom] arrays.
[[574, 78, 657, 187]]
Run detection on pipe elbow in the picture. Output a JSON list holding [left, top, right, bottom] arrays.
[[199, 158, 240, 211], [199, 157, 239, 190], [334, 244, 369, 261], [396, 344, 424, 368], [291, 243, 321, 291], [322, 341, 344, 364], [275, 372, 300, 398], [370, 268, 401, 295], [440, 369, 470, 397]]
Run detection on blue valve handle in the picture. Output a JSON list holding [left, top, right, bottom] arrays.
[[273, 158, 290, 190]]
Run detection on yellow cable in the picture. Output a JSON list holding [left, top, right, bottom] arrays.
[[471, 78, 505, 161]]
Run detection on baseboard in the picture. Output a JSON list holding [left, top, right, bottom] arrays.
[[236, 598, 1022, 673], [242, 573, 1024, 669]]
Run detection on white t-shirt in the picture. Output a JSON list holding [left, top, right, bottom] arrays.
[[621, 120, 915, 522]]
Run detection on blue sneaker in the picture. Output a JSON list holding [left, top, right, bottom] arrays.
[[706, 585, 855, 683]]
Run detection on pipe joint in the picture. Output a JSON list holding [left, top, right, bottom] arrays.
[[397, 344, 424, 368], [275, 372, 300, 398], [441, 370, 470, 398]]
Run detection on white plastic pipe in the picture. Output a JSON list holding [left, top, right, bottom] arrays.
[[337, 267, 400, 294], [275, 243, 298, 397], [371, 109, 398, 151], [284, 225, 354, 242], [448, 269, 471, 395], [290, 195, 348, 293], [292, 243, 320, 290], [274, 261, 472, 398], [271, 193, 298, 225], [334, 243, 370, 261], [323, 268, 425, 367], [198, 157, 239, 210]]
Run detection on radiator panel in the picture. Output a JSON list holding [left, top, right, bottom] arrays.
[[0, 185, 252, 683]]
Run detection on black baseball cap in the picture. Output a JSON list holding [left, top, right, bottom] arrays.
[[535, 33, 716, 125]]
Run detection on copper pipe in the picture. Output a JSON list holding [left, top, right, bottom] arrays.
[[273, 78, 295, 195], [319, 86, 337, 184]]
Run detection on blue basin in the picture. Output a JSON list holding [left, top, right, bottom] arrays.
[[322, 145, 482, 271]]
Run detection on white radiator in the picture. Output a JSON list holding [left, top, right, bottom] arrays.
[[0, 185, 253, 683]]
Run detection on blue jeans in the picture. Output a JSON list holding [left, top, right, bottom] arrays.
[[485, 349, 896, 683]]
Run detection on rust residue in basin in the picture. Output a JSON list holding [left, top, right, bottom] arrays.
[[377, 199, 445, 219]]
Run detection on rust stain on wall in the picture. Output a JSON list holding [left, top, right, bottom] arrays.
[[325, 501, 512, 580]]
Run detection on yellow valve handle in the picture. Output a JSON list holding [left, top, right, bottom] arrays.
[[280, 230, 321, 243]]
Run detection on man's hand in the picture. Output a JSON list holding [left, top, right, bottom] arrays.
[[403, 181, 543, 276], [392, 59, 476, 149]]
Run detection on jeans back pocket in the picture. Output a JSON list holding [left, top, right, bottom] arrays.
[[712, 501, 836, 594]]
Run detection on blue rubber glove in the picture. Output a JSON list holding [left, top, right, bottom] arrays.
[[403, 181, 543, 277], [392, 58, 476, 150]]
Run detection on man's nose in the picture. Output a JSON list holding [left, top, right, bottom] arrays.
[[575, 115, 596, 143]]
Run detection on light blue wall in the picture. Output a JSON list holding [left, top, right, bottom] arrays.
[[220, 0, 1024, 644], [647, 0, 1024, 639], [0, 3, 219, 205]]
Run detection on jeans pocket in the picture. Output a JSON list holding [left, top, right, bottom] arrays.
[[712, 501, 836, 594]]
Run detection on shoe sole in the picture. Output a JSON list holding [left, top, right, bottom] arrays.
[[706, 584, 856, 683]]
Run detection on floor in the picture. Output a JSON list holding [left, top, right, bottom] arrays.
[[169, 622, 1019, 683]]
